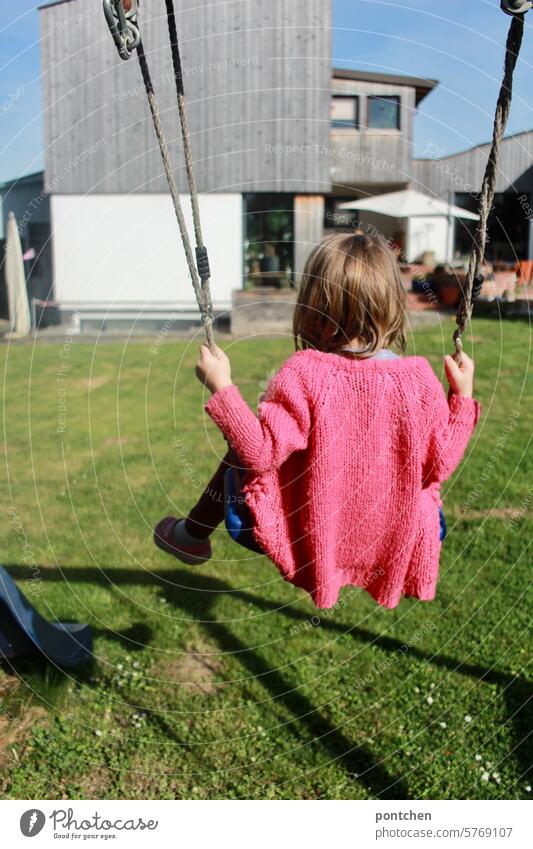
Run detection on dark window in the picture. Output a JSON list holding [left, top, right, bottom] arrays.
[[243, 194, 294, 288], [324, 197, 360, 230], [331, 95, 359, 129], [27, 222, 53, 302], [0, 238, 7, 319], [368, 95, 400, 130]]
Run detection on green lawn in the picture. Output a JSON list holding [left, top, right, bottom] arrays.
[[0, 317, 531, 800]]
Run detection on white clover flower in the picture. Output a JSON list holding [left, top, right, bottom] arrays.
[[427, 696, 434, 705], [481, 771, 489, 782], [464, 715, 472, 723], [475, 754, 482, 761], [526, 785, 531, 792], [94, 729, 103, 737], [439, 722, 446, 728]]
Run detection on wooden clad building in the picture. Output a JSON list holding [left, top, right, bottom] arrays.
[[33, 0, 533, 330], [40, 0, 332, 195]]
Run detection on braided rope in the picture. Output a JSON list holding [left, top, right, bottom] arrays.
[[454, 14, 524, 357], [163, 0, 214, 340], [136, 39, 214, 348]]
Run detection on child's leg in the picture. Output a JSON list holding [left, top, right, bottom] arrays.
[[154, 450, 240, 563], [184, 450, 234, 540]]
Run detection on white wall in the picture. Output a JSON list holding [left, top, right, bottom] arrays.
[[407, 215, 450, 263], [51, 194, 242, 313]]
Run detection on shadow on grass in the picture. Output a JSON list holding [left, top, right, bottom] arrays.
[[5, 563, 532, 798]]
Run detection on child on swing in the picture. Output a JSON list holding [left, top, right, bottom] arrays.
[[154, 233, 480, 609]]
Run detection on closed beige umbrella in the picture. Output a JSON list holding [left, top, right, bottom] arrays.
[[4, 211, 30, 337]]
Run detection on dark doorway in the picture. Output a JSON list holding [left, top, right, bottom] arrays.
[[243, 194, 294, 287], [455, 191, 530, 262]]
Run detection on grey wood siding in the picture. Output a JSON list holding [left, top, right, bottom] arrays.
[[411, 131, 533, 199], [328, 78, 414, 188], [40, 0, 332, 194]]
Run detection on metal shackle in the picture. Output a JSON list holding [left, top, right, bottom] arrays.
[[501, 1, 533, 15]]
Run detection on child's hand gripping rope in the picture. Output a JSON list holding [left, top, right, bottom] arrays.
[[444, 352, 475, 398], [196, 344, 233, 394]]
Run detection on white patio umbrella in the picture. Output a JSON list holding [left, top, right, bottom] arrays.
[[4, 211, 31, 337], [338, 189, 479, 221], [339, 189, 478, 262]]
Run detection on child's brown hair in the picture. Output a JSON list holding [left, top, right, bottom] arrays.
[[293, 232, 407, 357]]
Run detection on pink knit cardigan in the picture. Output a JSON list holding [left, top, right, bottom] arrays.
[[206, 350, 480, 609]]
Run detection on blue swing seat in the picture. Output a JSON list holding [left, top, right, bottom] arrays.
[[224, 468, 263, 553], [439, 507, 447, 542]]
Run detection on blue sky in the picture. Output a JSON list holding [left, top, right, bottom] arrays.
[[0, 0, 532, 183]]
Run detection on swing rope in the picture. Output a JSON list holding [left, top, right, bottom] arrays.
[[104, 0, 215, 348], [164, 1, 204, 253], [453, 12, 525, 357], [163, 0, 214, 336], [136, 40, 214, 349]]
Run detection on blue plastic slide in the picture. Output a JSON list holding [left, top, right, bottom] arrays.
[[0, 566, 92, 667]]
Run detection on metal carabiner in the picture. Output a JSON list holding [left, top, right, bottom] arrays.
[[103, 0, 141, 61], [501, 1, 533, 15]]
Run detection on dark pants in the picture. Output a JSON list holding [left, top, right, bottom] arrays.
[[185, 451, 234, 540]]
